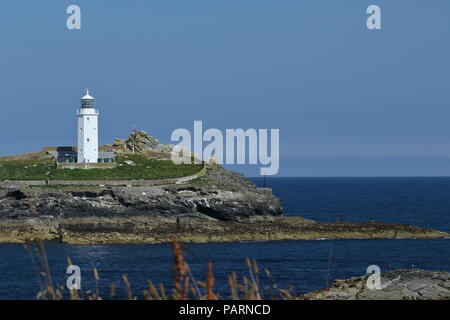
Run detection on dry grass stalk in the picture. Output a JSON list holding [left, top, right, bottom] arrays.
[[171, 237, 189, 299], [206, 261, 217, 300], [27, 239, 294, 300], [109, 283, 116, 300], [122, 274, 135, 300]]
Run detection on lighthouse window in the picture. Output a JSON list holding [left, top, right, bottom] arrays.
[[87, 117, 90, 121], [80, 128, 82, 132], [87, 138, 90, 142]]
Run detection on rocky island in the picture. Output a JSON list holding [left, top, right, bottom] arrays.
[[0, 131, 449, 244]]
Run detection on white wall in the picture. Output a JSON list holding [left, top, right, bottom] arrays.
[[77, 108, 99, 163]]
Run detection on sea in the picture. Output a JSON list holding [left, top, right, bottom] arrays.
[[0, 177, 449, 299]]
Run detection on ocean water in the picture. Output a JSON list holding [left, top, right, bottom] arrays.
[[0, 177, 449, 299]]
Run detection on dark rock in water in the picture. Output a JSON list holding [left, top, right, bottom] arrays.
[[302, 269, 450, 300]]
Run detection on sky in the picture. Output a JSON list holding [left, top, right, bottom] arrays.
[[1, 0, 450, 176]]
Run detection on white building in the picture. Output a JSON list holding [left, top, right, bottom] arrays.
[[77, 89, 99, 163]]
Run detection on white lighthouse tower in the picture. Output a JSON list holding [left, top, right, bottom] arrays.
[[77, 89, 99, 163]]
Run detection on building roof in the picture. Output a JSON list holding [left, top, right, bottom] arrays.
[[81, 89, 95, 100]]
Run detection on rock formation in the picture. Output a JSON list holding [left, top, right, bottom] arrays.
[[113, 130, 173, 154], [1, 131, 450, 244], [302, 269, 450, 300], [0, 165, 448, 244]]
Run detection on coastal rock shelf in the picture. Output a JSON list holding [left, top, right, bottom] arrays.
[[0, 166, 448, 244], [302, 269, 450, 300], [1, 216, 447, 245]]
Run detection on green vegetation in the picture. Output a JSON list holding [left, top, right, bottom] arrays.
[[0, 159, 53, 181], [0, 154, 202, 181]]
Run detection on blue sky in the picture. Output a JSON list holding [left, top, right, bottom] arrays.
[[1, 0, 450, 176]]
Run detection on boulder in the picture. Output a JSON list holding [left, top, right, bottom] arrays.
[[118, 130, 173, 154]]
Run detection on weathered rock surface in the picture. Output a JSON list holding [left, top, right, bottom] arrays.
[[0, 166, 449, 244], [113, 130, 172, 154], [0, 166, 281, 221], [302, 269, 450, 300], [0, 166, 285, 243]]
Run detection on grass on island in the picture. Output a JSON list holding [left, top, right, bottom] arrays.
[[0, 154, 202, 181], [0, 159, 53, 181]]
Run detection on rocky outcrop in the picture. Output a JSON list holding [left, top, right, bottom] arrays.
[[0, 166, 449, 244], [113, 130, 172, 154], [0, 166, 281, 221], [302, 269, 450, 300], [0, 166, 286, 243]]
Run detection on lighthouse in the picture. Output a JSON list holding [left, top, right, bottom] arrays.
[[77, 89, 99, 163]]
